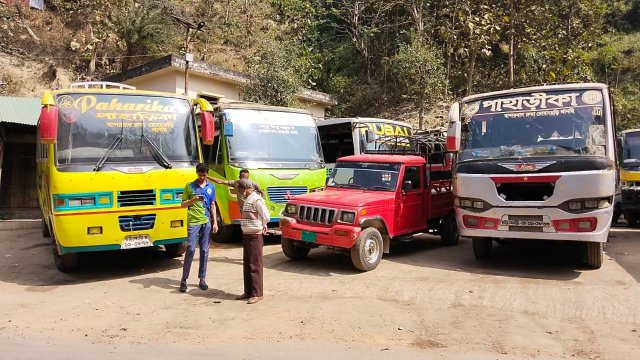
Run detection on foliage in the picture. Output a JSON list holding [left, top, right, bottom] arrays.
[[242, 39, 305, 107], [391, 35, 446, 129]]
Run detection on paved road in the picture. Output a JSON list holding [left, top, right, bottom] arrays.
[[0, 226, 638, 359]]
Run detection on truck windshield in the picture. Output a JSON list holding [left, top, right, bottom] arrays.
[[55, 93, 197, 166], [225, 108, 323, 168], [622, 131, 640, 168], [459, 89, 607, 161], [327, 162, 400, 191]]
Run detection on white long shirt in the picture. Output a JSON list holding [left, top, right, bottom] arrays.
[[240, 191, 270, 234]]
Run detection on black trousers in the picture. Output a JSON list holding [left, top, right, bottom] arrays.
[[242, 233, 264, 297]]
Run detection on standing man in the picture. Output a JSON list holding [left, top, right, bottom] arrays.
[[235, 178, 269, 304], [179, 163, 218, 292], [210, 169, 263, 211]]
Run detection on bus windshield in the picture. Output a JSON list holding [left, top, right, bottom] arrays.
[[459, 89, 607, 161], [358, 122, 414, 153], [622, 131, 640, 168], [225, 109, 323, 168], [55, 94, 198, 167]]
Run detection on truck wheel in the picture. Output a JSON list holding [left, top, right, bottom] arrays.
[[281, 237, 310, 260], [440, 214, 459, 246], [584, 242, 603, 269], [164, 242, 188, 257], [53, 241, 77, 273], [42, 218, 50, 238], [472, 238, 493, 259], [351, 228, 383, 271]]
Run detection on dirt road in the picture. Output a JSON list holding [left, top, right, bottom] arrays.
[[1, 226, 639, 359]]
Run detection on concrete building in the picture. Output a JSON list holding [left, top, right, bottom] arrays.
[[106, 55, 336, 118]]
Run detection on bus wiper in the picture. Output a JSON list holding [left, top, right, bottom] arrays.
[[142, 134, 172, 169], [94, 135, 124, 172]]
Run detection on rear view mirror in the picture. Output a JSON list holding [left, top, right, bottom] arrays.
[[402, 180, 412, 193], [39, 91, 58, 144], [200, 111, 215, 145], [224, 122, 234, 137]]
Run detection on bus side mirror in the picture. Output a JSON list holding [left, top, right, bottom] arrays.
[[447, 102, 461, 152], [224, 122, 234, 137], [365, 129, 374, 143], [39, 105, 59, 144], [200, 111, 215, 145]]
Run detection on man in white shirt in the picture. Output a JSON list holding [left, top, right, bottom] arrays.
[[235, 178, 269, 304]]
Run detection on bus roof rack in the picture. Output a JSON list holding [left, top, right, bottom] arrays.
[[69, 82, 136, 90]]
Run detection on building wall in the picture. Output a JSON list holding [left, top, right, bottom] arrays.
[[124, 69, 328, 118]]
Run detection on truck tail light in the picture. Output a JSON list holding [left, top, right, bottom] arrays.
[[463, 215, 499, 230], [552, 217, 597, 232]]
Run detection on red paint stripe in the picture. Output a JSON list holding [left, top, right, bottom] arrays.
[[54, 205, 183, 217], [490, 175, 561, 184]]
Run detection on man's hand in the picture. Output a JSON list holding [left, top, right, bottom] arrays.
[[262, 226, 268, 235], [212, 223, 219, 234]]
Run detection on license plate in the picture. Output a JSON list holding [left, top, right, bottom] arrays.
[[500, 215, 551, 227], [301, 231, 317, 243], [121, 235, 152, 249]]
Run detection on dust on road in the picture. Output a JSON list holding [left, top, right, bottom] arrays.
[[1, 227, 639, 359]]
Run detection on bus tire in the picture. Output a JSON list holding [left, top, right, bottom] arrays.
[[281, 237, 310, 260], [584, 241, 603, 269], [350, 228, 383, 272], [53, 243, 77, 273], [42, 218, 50, 238], [440, 213, 459, 246], [626, 212, 639, 228], [164, 242, 188, 257], [211, 208, 235, 243], [472, 238, 493, 259]]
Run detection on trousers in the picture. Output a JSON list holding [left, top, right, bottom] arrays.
[[181, 222, 211, 281], [242, 233, 264, 297]]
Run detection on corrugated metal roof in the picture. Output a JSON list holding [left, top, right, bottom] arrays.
[[0, 96, 41, 126]]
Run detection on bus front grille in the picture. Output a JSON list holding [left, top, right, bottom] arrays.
[[117, 190, 156, 207], [119, 214, 156, 231], [298, 205, 336, 225], [266, 186, 308, 203]]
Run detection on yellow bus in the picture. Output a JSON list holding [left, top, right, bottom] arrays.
[[37, 82, 215, 272]]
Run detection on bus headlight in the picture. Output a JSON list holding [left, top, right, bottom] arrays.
[[339, 211, 356, 223], [564, 197, 612, 213], [456, 197, 489, 211]]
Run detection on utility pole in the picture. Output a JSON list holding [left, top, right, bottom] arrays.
[[170, 15, 205, 97]]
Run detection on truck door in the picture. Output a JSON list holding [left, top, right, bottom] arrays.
[[397, 165, 424, 232]]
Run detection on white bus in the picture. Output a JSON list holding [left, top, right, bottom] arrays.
[[447, 83, 616, 268], [317, 117, 413, 177]]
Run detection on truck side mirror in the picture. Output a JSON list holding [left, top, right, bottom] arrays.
[[200, 111, 215, 145], [402, 180, 412, 193], [39, 91, 58, 144]]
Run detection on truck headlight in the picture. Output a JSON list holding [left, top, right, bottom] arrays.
[[339, 211, 356, 223], [285, 204, 297, 215]]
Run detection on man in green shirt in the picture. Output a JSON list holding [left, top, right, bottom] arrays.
[[179, 163, 218, 292]]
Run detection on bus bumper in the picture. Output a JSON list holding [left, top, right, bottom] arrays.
[[52, 209, 188, 254], [280, 216, 360, 249], [455, 206, 612, 243]]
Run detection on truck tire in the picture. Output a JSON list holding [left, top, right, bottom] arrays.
[[164, 242, 188, 257], [351, 228, 383, 271], [42, 218, 50, 238], [281, 237, 310, 260], [584, 242, 603, 269], [53, 241, 77, 273], [440, 214, 459, 246], [472, 238, 493, 259]]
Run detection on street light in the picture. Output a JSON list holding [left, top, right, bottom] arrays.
[[170, 15, 205, 96]]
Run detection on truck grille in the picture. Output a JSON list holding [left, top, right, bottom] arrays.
[[267, 186, 308, 203], [298, 205, 336, 225], [119, 214, 156, 231], [117, 190, 156, 207]]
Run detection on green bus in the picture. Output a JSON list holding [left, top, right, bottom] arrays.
[[202, 103, 326, 241]]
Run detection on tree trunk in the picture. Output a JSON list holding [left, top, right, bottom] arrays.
[[444, 0, 459, 98], [466, 48, 477, 96], [417, 96, 424, 130], [508, 0, 515, 88]]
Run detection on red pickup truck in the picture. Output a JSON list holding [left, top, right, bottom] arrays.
[[279, 153, 457, 271]]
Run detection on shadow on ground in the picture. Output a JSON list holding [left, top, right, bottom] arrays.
[[128, 276, 240, 300]]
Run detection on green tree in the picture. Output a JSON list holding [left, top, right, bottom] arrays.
[[242, 39, 305, 107], [391, 35, 446, 129]]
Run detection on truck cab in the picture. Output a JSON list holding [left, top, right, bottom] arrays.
[[279, 153, 457, 271]]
